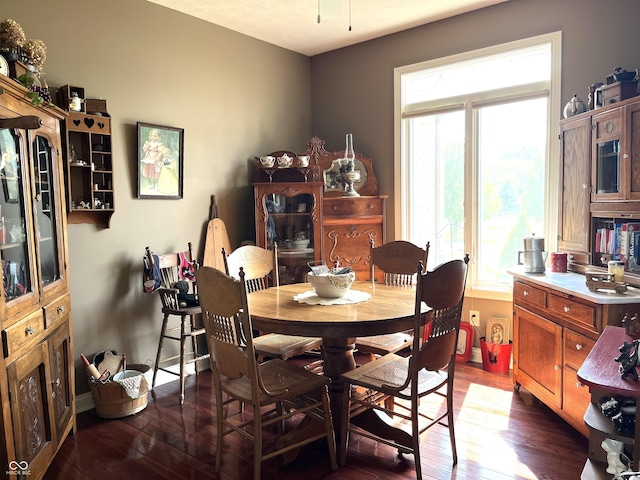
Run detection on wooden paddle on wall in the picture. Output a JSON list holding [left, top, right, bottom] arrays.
[[203, 195, 232, 270]]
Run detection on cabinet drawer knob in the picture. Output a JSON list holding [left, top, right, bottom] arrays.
[[576, 382, 584, 388], [582, 183, 588, 189], [523, 290, 529, 296], [624, 153, 629, 159], [563, 306, 570, 313], [554, 365, 561, 371], [57, 305, 65, 314], [25, 326, 34, 336], [575, 343, 583, 351]]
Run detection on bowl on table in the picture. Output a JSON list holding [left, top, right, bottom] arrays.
[[308, 271, 355, 298]]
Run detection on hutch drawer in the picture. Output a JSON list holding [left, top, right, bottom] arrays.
[[44, 294, 71, 328], [548, 294, 596, 333], [2, 309, 45, 358], [513, 281, 547, 309], [564, 329, 595, 369], [323, 197, 384, 216]]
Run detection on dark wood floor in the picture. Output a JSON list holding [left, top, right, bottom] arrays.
[[44, 358, 587, 480]]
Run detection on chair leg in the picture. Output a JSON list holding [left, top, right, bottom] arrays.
[[322, 387, 338, 471], [447, 383, 458, 465], [339, 384, 351, 465], [189, 314, 199, 376], [253, 404, 262, 480], [214, 389, 224, 473], [412, 398, 422, 480], [152, 313, 170, 388], [179, 315, 187, 405]]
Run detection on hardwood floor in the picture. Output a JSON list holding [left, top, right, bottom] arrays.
[[44, 358, 587, 480]]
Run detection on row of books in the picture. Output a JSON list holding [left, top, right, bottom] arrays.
[[596, 222, 640, 265]]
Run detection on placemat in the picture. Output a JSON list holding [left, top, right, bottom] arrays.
[[293, 289, 371, 305]]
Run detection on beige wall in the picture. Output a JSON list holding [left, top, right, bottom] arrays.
[[3, 0, 640, 394], [2, 0, 312, 394]]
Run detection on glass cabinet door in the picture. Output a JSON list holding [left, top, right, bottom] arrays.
[[32, 134, 61, 287], [595, 139, 620, 195], [267, 192, 315, 284], [0, 128, 33, 305]]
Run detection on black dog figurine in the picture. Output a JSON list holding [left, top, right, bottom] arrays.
[[615, 339, 640, 380]]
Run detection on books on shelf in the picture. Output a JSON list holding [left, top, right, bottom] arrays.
[[612, 222, 640, 264]]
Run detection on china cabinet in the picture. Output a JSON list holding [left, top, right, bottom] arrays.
[[558, 95, 640, 282], [0, 75, 75, 480], [57, 86, 114, 228], [253, 137, 385, 283]]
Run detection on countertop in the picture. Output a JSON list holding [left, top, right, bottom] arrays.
[[507, 267, 640, 304]]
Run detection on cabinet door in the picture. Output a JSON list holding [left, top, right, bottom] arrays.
[[514, 306, 562, 408], [591, 108, 623, 201], [625, 100, 640, 201], [254, 183, 323, 284], [29, 130, 68, 305], [7, 341, 54, 477], [0, 125, 39, 321], [558, 116, 591, 259], [48, 324, 73, 444]]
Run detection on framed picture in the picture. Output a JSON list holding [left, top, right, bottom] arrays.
[[137, 122, 184, 199], [486, 317, 510, 345]]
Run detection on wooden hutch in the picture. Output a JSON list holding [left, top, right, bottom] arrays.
[[253, 136, 387, 283], [512, 84, 640, 478], [0, 75, 75, 479]]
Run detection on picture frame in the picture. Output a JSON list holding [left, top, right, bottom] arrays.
[[137, 122, 184, 199], [486, 317, 510, 345]]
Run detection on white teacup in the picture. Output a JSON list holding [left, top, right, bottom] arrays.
[[259, 156, 275, 167], [277, 154, 293, 167], [297, 155, 310, 167]]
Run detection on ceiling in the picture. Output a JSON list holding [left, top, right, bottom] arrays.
[[146, 0, 509, 56]]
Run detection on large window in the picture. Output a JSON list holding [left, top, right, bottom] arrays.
[[395, 33, 561, 299]]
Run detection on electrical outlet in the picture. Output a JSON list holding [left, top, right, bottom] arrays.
[[470, 310, 480, 327]]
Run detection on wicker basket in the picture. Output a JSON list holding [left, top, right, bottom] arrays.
[[89, 363, 151, 419]]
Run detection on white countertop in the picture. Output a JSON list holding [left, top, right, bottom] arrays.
[[507, 267, 640, 304]]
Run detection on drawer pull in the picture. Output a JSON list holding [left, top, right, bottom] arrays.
[[25, 326, 34, 336], [575, 343, 583, 351], [576, 382, 584, 388], [52, 378, 61, 387], [563, 306, 570, 313], [523, 290, 529, 296], [57, 305, 65, 314], [554, 365, 561, 371]]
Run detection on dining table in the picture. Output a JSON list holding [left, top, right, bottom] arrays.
[[246, 281, 424, 458]]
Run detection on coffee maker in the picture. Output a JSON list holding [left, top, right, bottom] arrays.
[[518, 234, 548, 273]]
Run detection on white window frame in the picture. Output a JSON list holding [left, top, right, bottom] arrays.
[[393, 32, 562, 301]]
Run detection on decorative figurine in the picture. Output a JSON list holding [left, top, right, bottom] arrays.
[[601, 438, 628, 475], [615, 339, 640, 380], [622, 313, 640, 335]]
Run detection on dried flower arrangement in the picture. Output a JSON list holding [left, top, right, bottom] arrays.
[[0, 19, 26, 54], [23, 39, 46, 74]]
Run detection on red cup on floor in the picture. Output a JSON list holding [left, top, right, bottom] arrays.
[[550, 252, 567, 272]]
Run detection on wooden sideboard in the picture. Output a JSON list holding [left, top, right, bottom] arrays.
[[509, 269, 640, 437], [253, 137, 386, 282]]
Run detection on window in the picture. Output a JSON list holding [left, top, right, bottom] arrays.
[[395, 33, 561, 300]]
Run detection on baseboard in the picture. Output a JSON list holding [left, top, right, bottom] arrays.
[[75, 363, 195, 414]]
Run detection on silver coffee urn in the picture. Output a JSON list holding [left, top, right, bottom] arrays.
[[518, 233, 548, 273]]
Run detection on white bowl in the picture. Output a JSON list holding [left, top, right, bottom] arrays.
[[308, 271, 355, 298], [113, 369, 143, 381]]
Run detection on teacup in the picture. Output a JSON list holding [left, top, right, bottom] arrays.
[[277, 154, 293, 168], [297, 155, 310, 167], [259, 156, 275, 168]]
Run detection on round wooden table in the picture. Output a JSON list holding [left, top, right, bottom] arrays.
[[247, 281, 420, 456]]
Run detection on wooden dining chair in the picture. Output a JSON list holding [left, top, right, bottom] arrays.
[[340, 254, 469, 480], [354, 239, 430, 358], [195, 266, 338, 480], [148, 243, 210, 405], [223, 244, 323, 363]]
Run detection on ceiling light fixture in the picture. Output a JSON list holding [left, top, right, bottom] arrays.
[[317, 0, 352, 31]]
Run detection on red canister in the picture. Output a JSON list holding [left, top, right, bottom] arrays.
[[550, 252, 567, 273]]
